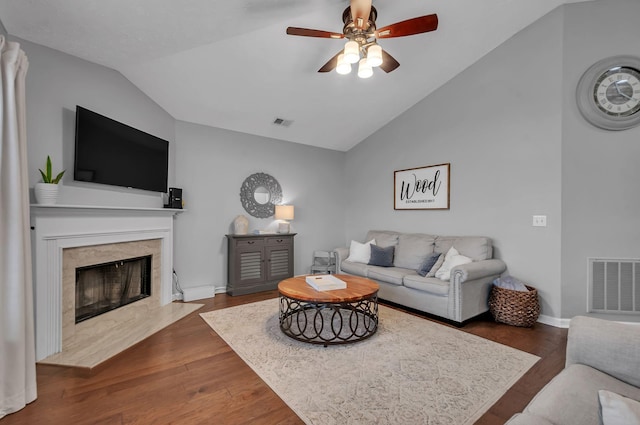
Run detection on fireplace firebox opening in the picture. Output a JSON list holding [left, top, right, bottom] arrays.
[[75, 255, 152, 323]]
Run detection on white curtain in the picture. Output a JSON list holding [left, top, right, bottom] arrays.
[[0, 35, 37, 419]]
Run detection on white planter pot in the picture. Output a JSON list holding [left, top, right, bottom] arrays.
[[35, 183, 59, 205]]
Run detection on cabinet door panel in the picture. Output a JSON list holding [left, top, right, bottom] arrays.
[[236, 247, 265, 285], [266, 246, 292, 281]]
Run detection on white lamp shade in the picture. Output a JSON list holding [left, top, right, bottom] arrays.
[[366, 44, 383, 67], [357, 58, 373, 78], [275, 205, 294, 220], [336, 54, 351, 75], [343, 41, 360, 64]]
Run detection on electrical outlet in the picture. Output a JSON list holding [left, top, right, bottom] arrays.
[[532, 215, 547, 227]]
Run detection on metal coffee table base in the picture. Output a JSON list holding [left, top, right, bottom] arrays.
[[279, 295, 378, 346]]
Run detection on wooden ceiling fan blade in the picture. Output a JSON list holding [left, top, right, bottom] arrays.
[[318, 51, 343, 73], [376, 14, 438, 38], [286, 27, 344, 39], [379, 50, 400, 73], [349, 0, 372, 29]]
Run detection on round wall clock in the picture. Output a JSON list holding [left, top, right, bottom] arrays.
[[576, 55, 640, 131]]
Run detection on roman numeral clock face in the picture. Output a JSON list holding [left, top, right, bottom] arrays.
[[577, 56, 640, 130], [594, 67, 640, 116]]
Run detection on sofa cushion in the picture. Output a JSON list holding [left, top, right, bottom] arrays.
[[365, 230, 399, 248], [403, 274, 450, 296], [369, 244, 395, 267], [505, 413, 554, 425], [340, 260, 370, 277], [367, 266, 411, 286], [394, 233, 436, 270], [435, 236, 492, 261], [523, 364, 640, 425], [345, 239, 375, 264]]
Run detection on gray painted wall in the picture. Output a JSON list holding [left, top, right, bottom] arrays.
[[173, 121, 346, 291], [14, 0, 640, 318], [16, 35, 348, 293], [561, 0, 640, 317], [18, 38, 176, 208], [344, 9, 565, 318], [0, 18, 7, 36], [344, 0, 640, 321]]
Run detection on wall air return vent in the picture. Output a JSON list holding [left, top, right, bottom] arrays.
[[588, 258, 640, 314]]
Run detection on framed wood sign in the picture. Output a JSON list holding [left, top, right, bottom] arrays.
[[394, 163, 450, 210]]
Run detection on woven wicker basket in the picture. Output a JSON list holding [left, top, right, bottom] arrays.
[[488, 284, 540, 327]]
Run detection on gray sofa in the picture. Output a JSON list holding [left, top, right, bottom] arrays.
[[506, 316, 640, 425], [335, 230, 507, 324]]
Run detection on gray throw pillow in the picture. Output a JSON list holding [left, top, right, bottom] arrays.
[[426, 253, 446, 277], [417, 252, 441, 277], [369, 244, 395, 267]]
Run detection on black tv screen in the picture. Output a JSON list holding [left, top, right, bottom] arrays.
[[74, 106, 169, 193]]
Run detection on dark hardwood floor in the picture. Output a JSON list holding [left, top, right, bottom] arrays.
[[2, 291, 567, 425]]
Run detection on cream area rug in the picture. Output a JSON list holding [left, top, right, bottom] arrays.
[[200, 299, 539, 425]]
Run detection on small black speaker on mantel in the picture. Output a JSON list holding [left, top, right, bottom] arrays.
[[165, 187, 183, 209]]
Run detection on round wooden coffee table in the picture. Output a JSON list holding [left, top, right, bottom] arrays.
[[278, 274, 379, 346]]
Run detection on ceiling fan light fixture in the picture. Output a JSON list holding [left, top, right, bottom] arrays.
[[366, 45, 383, 67], [357, 58, 373, 79], [343, 41, 360, 64], [336, 54, 351, 75]]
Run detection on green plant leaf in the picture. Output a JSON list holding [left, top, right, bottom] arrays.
[[38, 168, 49, 183], [46, 156, 52, 181], [52, 170, 66, 184], [40, 156, 64, 183]]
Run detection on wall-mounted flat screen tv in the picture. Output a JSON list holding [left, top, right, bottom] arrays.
[[74, 106, 169, 193]]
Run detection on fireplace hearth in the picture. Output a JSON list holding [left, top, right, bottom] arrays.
[[75, 255, 152, 323]]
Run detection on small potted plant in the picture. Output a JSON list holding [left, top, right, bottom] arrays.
[[35, 155, 65, 205]]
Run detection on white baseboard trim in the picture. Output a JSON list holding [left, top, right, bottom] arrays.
[[537, 314, 640, 328], [182, 285, 216, 302], [214, 286, 227, 294], [537, 314, 570, 328]]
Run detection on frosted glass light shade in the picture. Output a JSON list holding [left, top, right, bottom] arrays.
[[275, 205, 294, 220], [366, 44, 383, 67], [357, 58, 373, 78], [343, 41, 360, 64], [336, 54, 351, 75]]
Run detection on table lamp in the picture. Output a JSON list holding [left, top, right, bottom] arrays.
[[275, 205, 294, 233]]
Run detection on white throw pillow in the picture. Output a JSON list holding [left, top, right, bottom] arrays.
[[435, 247, 472, 281], [346, 239, 376, 264], [598, 390, 640, 425], [444, 246, 459, 260]]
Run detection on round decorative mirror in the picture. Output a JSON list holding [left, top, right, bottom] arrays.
[[240, 172, 282, 218], [253, 186, 270, 204]]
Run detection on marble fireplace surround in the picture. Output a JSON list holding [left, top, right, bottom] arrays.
[[62, 239, 162, 348], [30, 205, 184, 364]]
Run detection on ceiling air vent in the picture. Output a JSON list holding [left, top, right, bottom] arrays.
[[273, 117, 293, 127]]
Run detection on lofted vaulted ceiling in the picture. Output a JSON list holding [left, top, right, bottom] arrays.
[[0, 0, 591, 151]]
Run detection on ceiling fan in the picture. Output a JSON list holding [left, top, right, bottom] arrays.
[[286, 0, 438, 78]]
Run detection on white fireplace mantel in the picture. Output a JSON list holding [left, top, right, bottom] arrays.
[[30, 204, 182, 361]]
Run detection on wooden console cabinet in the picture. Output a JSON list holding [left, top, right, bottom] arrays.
[[226, 233, 295, 295]]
